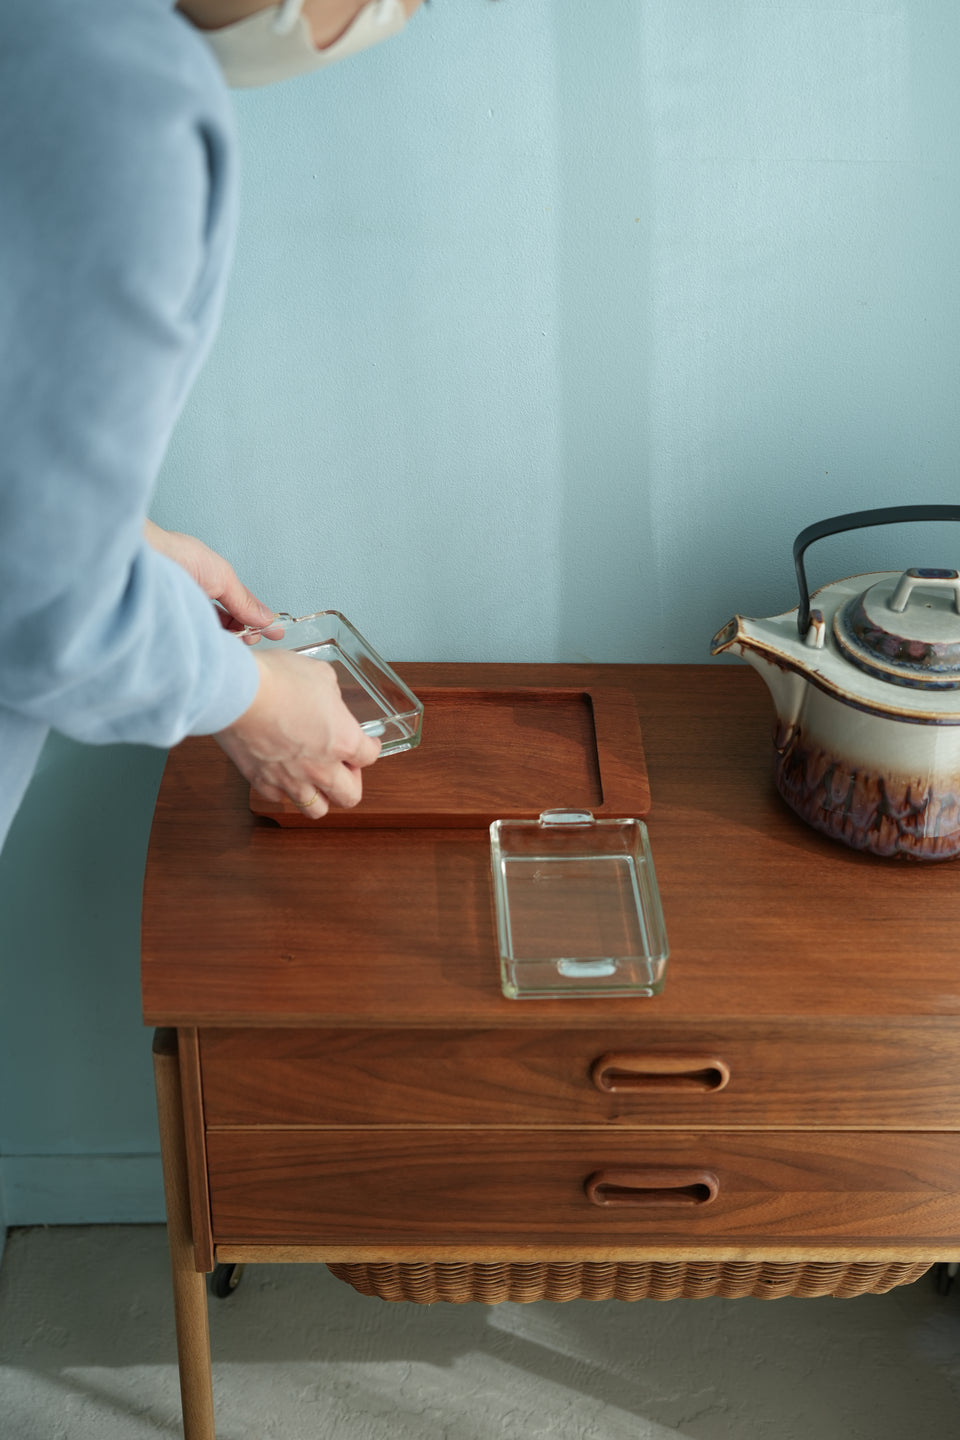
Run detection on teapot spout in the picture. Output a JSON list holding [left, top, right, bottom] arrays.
[[711, 614, 809, 743]]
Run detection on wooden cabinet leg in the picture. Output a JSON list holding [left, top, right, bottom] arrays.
[[154, 1029, 216, 1440]]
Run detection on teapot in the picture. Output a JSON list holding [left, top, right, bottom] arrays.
[[711, 504, 960, 860]]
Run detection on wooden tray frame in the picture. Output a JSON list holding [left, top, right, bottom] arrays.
[[249, 684, 650, 827]]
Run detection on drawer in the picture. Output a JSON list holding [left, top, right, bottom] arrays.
[[199, 1022, 960, 1130], [206, 1129, 960, 1246]]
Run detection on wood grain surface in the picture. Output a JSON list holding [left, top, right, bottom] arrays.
[[141, 664, 960, 1026], [214, 1242, 950, 1264], [198, 1021, 960, 1130], [249, 684, 650, 825], [204, 1129, 960, 1247], [176, 1029, 213, 1272]]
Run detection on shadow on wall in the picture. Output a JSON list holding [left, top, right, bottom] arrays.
[[0, 735, 167, 1220], [551, 0, 960, 660], [552, 0, 656, 664]]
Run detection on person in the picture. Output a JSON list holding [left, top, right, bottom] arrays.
[[0, 0, 424, 854]]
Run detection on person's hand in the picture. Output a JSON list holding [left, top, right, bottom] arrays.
[[144, 519, 280, 642], [215, 649, 381, 817]]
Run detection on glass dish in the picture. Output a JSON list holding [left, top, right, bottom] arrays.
[[490, 809, 669, 999], [250, 610, 423, 755]]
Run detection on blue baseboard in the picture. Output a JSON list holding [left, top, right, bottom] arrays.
[[0, 1154, 165, 1226]]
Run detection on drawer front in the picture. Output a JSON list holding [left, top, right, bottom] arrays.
[[206, 1129, 960, 1246], [199, 1023, 960, 1129]]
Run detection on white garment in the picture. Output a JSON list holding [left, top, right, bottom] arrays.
[[203, 0, 408, 87]]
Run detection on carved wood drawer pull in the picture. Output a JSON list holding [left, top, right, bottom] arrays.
[[585, 1168, 720, 1209], [590, 1053, 731, 1094]]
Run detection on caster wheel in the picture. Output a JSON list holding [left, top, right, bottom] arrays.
[[933, 1262, 957, 1296], [210, 1263, 245, 1298]]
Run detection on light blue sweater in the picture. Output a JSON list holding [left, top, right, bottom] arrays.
[[0, 0, 259, 850]]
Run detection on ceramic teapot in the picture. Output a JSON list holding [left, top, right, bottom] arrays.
[[711, 504, 960, 860]]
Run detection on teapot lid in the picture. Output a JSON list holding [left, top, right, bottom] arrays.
[[834, 568, 960, 689]]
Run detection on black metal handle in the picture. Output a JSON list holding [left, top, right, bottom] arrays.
[[794, 505, 960, 638]]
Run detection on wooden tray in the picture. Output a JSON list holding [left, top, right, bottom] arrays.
[[249, 685, 650, 827]]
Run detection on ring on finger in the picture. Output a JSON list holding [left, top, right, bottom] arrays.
[[293, 787, 322, 810]]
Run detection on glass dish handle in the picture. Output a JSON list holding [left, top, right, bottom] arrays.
[[539, 809, 595, 827], [232, 611, 297, 640]]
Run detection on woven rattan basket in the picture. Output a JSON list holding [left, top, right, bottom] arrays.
[[327, 1258, 930, 1304]]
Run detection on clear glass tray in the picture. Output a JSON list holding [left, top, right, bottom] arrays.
[[490, 809, 669, 999], [251, 610, 423, 755]]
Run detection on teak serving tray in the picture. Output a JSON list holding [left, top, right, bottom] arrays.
[[249, 684, 650, 827]]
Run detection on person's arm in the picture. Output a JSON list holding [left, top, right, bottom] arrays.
[[0, 11, 378, 814], [0, 16, 258, 748], [143, 520, 278, 640], [144, 521, 381, 815], [217, 650, 380, 817]]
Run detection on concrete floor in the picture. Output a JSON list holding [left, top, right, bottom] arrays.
[[1, 1227, 959, 1440]]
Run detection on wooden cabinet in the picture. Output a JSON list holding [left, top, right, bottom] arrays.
[[197, 1018, 960, 1251], [198, 1021, 960, 1130], [204, 1128, 960, 1248], [143, 665, 960, 1438]]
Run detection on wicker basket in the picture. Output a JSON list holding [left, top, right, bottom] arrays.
[[327, 1258, 931, 1304]]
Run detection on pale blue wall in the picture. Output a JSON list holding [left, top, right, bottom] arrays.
[[3, 0, 960, 1222]]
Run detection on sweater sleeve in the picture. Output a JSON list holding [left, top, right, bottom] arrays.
[[0, 3, 259, 747]]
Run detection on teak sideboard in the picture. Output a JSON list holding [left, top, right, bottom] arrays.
[[141, 663, 960, 1440]]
